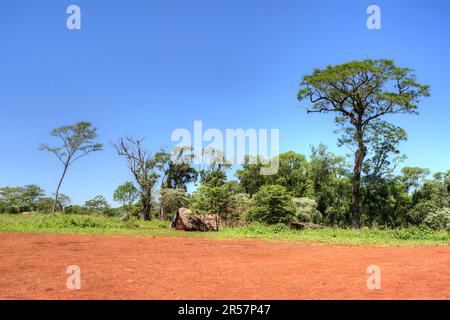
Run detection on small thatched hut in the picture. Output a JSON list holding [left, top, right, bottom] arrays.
[[172, 208, 219, 231]]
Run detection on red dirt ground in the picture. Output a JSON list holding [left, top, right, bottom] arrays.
[[0, 232, 449, 299]]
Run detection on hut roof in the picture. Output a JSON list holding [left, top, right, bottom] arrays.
[[176, 208, 219, 231]]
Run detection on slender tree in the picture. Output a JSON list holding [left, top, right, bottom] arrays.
[[40, 122, 103, 213], [298, 59, 429, 228]]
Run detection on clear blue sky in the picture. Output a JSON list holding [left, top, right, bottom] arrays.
[[1, 0, 449, 205]]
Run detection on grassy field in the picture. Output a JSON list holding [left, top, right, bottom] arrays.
[[1, 213, 449, 246]]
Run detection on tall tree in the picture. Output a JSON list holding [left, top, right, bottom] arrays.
[[199, 148, 230, 187], [267, 151, 309, 197], [401, 167, 430, 194], [40, 122, 103, 213], [236, 155, 268, 196], [161, 147, 198, 190], [113, 137, 164, 220], [157, 147, 197, 220], [298, 59, 429, 228], [308, 144, 350, 223]]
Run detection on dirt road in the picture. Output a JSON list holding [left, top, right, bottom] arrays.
[[0, 233, 449, 299]]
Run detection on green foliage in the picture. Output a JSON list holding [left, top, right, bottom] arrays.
[[114, 137, 168, 220], [37, 197, 58, 212], [272, 223, 289, 233], [161, 147, 198, 190], [0, 185, 45, 213], [40, 122, 103, 213], [84, 195, 110, 215], [298, 59, 430, 228], [266, 152, 309, 197], [407, 201, 439, 225], [199, 148, 231, 187], [231, 193, 251, 221], [308, 144, 350, 219], [40, 122, 103, 161], [1, 214, 449, 246], [64, 205, 87, 215], [113, 181, 139, 211], [293, 197, 322, 223], [361, 120, 407, 178], [401, 167, 430, 193], [297, 59, 430, 115], [424, 208, 450, 231], [235, 156, 269, 195], [236, 152, 310, 197], [189, 184, 235, 219], [413, 180, 449, 208], [160, 188, 187, 214], [246, 185, 296, 224]]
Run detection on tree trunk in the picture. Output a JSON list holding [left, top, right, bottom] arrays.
[[52, 164, 68, 213], [160, 207, 165, 221], [141, 195, 151, 220], [351, 128, 366, 229]]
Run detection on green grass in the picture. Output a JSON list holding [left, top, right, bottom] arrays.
[[1, 213, 449, 246]]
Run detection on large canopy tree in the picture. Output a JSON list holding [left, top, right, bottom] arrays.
[[160, 147, 198, 190], [40, 122, 103, 213], [298, 59, 429, 228]]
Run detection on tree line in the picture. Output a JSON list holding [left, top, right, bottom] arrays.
[[1, 59, 448, 230]]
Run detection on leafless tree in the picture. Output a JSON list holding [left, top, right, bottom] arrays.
[[113, 136, 163, 220]]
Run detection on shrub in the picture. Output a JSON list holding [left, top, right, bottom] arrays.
[[272, 223, 289, 233], [64, 205, 88, 215], [160, 188, 187, 217], [230, 193, 250, 222], [424, 208, 450, 231], [246, 185, 296, 224], [36, 197, 55, 212], [407, 201, 439, 225], [293, 197, 322, 223], [245, 221, 267, 235]]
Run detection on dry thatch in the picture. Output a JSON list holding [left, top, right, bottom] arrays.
[[174, 208, 219, 231]]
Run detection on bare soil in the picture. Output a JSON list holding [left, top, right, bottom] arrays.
[[0, 233, 449, 299]]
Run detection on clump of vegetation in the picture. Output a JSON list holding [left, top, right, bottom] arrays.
[[1, 60, 449, 242], [293, 197, 322, 224], [423, 208, 450, 231], [246, 185, 296, 224]]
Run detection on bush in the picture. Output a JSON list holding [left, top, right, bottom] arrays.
[[293, 197, 322, 223], [407, 201, 439, 225], [64, 205, 88, 215], [230, 193, 250, 222], [424, 208, 450, 231], [272, 223, 289, 233], [393, 227, 434, 240], [246, 185, 296, 224], [245, 221, 267, 235]]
